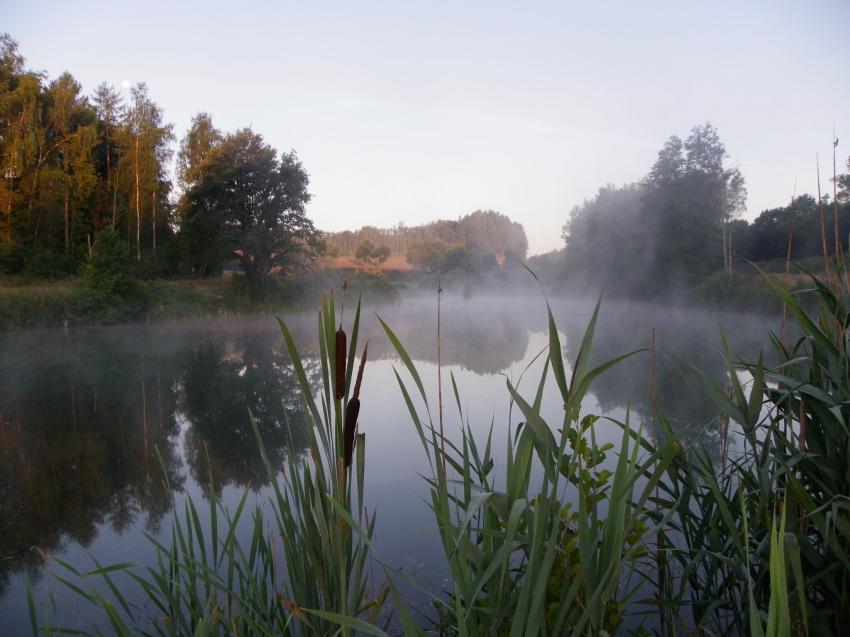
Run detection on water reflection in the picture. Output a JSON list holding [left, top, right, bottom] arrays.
[[0, 296, 773, 628], [0, 331, 183, 598], [179, 334, 317, 490], [558, 300, 773, 454]]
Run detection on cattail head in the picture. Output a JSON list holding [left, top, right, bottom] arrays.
[[334, 328, 346, 400], [343, 397, 360, 468], [343, 344, 368, 467]]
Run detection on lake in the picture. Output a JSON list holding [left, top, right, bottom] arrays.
[[0, 293, 775, 634]]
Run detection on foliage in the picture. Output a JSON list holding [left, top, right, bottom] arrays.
[[406, 238, 450, 272], [354, 239, 390, 266], [328, 210, 528, 261], [180, 128, 322, 297], [38, 294, 388, 636], [0, 34, 176, 274], [79, 229, 137, 297], [648, 267, 850, 635], [381, 299, 676, 635], [561, 123, 747, 297]]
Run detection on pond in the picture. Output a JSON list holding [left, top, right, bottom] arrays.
[[0, 293, 776, 634]]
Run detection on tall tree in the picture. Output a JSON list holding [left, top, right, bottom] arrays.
[[47, 73, 97, 254], [91, 83, 123, 230], [181, 128, 321, 294], [643, 122, 746, 283], [123, 83, 173, 259], [176, 112, 221, 191]]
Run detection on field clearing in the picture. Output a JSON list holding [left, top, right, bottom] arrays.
[[324, 254, 413, 271]]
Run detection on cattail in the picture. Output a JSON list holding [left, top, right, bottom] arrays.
[[343, 344, 368, 468], [343, 398, 360, 468], [334, 329, 346, 400]]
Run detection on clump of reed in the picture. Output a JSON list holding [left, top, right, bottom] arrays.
[[380, 299, 678, 634], [647, 265, 850, 636], [33, 292, 388, 636]]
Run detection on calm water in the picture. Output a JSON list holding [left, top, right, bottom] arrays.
[[0, 294, 774, 634]]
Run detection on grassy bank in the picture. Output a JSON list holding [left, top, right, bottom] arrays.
[[0, 270, 403, 330]]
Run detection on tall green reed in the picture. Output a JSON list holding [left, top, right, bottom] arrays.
[[38, 292, 386, 636], [647, 266, 850, 636], [380, 299, 678, 635]]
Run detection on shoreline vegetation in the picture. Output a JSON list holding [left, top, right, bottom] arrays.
[[24, 267, 850, 635], [0, 257, 838, 331]]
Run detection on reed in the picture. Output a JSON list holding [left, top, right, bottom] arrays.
[[381, 298, 678, 634], [646, 265, 850, 635], [40, 293, 387, 636]]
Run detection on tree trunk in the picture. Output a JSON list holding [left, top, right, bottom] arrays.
[[112, 147, 120, 230], [151, 189, 157, 252], [134, 136, 141, 261], [64, 187, 70, 253], [105, 122, 111, 229]]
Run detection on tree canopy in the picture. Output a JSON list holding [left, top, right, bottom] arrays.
[[180, 128, 321, 295], [561, 123, 750, 296]]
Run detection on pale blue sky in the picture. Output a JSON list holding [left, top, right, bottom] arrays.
[[5, 0, 850, 254]]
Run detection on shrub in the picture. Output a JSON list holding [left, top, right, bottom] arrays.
[[79, 230, 139, 297]]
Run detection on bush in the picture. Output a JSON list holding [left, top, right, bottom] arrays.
[[79, 230, 139, 297], [695, 270, 781, 312], [0, 240, 26, 274], [22, 249, 74, 279]]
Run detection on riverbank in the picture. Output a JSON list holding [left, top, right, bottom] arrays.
[[0, 264, 814, 330], [0, 270, 403, 330]]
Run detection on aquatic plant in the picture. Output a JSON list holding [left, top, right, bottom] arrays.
[[35, 293, 386, 636], [380, 299, 678, 635], [648, 265, 850, 636]]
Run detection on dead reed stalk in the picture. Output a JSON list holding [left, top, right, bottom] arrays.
[[832, 136, 842, 297], [817, 155, 832, 287], [781, 184, 797, 345], [437, 273, 445, 467]]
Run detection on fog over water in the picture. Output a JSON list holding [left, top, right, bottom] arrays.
[[0, 293, 775, 633]]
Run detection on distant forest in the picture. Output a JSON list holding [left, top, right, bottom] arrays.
[[323, 210, 528, 261]]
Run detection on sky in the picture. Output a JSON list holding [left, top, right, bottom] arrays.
[[5, 0, 850, 255]]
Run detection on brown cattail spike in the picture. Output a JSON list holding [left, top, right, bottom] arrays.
[[335, 329, 346, 400], [343, 398, 360, 468]]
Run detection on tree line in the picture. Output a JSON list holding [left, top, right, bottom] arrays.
[[324, 209, 529, 262], [558, 122, 849, 298], [0, 34, 321, 298]]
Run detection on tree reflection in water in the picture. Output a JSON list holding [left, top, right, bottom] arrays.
[[179, 333, 317, 491], [0, 297, 770, 613], [0, 325, 316, 598]]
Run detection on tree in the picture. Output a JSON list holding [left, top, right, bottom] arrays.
[[642, 122, 746, 284], [460, 210, 528, 259], [123, 83, 173, 259], [373, 243, 391, 263], [47, 73, 98, 255], [91, 83, 123, 230], [838, 155, 850, 203], [177, 112, 221, 191], [560, 123, 748, 297], [354, 239, 375, 265], [181, 128, 321, 295], [354, 240, 390, 268], [407, 239, 449, 272]]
